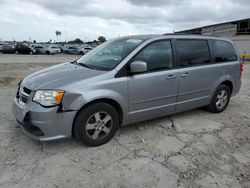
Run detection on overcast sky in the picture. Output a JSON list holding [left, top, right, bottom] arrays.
[[0, 0, 249, 42]]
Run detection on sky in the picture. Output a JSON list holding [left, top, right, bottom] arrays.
[[0, 0, 249, 42]]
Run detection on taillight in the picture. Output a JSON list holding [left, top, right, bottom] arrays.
[[240, 63, 244, 77]]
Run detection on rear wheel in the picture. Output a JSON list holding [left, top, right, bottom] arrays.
[[74, 102, 119, 146], [208, 84, 231, 113], [46, 51, 50, 55]]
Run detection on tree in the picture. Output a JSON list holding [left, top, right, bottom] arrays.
[[98, 36, 106, 43], [67, 38, 84, 44], [55, 30, 62, 42]]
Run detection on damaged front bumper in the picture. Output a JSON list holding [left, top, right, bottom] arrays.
[[12, 97, 77, 141]]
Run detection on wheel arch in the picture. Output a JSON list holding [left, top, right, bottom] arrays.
[[72, 98, 124, 137], [220, 80, 233, 94], [211, 75, 234, 97]]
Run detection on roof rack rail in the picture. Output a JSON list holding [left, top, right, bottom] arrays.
[[163, 33, 202, 35], [163, 33, 223, 37]]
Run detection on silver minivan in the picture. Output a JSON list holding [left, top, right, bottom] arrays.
[[12, 34, 242, 146]]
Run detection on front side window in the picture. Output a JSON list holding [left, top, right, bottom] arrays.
[[176, 39, 210, 67], [213, 40, 237, 62], [131, 40, 173, 71], [77, 38, 146, 70]]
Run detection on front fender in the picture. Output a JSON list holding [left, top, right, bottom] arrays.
[[62, 89, 129, 125]]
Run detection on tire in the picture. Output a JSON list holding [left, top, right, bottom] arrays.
[[208, 84, 231, 113], [65, 51, 69, 54], [74, 102, 119, 146], [46, 51, 50, 55], [79, 51, 84, 55]]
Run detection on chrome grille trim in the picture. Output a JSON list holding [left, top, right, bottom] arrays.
[[17, 86, 31, 105], [20, 87, 30, 97]]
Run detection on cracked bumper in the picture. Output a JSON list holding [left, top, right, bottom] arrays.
[[12, 97, 77, 141]]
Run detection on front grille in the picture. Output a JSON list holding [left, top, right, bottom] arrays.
[[16, 85, 31, 105], [23, 87, 31, 95], [20, 95, 28, 103]]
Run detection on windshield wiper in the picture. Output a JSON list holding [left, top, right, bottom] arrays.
[[70, 60, 77, 65], [78, 63, 97, 70]]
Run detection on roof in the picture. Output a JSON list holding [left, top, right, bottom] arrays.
[[117, 34, 228, 41]]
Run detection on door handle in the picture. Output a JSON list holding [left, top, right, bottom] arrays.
[[165, 74, 177, 79], [181, 72, 189, 77]]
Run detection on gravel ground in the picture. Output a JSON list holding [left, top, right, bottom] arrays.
[[0, 54, 249, 188]]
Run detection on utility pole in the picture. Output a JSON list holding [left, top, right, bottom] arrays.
[[61, 21, 67, 44]]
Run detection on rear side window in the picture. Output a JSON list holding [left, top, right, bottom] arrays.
[[213, 40, 237, 62], [176, 39, 210, 67]]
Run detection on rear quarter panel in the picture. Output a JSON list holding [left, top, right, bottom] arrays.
[[210, 61, 241, 97]]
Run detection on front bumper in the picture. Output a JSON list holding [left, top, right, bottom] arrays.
[[12, 97, 77, 141], [51, 50, 60, 54]]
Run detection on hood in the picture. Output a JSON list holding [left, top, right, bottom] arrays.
[[21, 62, 105, 90]]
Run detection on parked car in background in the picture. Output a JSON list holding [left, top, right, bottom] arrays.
[[1, 45, 16, 54], [64, 46, 80, 54], [33, 45, 45, 54], [62, 45, 70, 53], [0, 44, 4, 52], [63, 45, 93, 55], [34, 45, 60, 55], [46, 45, 61, 54], [79, 46, 92, 54], [16, 44, 36, 54], [53, 44, 63, 52]]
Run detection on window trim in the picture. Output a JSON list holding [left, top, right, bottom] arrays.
[[115, 39, 175, 77], [175, 39, 212, 68]]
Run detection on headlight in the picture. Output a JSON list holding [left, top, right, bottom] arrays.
[[33, 90, 64, 107]]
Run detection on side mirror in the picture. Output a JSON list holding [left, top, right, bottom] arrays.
[[129, 61, 147, 73]]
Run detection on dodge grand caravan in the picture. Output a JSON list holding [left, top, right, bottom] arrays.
[[12, 34, 242, 146]]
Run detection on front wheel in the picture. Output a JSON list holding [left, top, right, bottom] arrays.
[[74, 102, 119, 146], [208, 84, 231, 113]]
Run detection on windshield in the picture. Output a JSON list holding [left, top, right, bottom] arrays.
[[77, 38, 146, 70]]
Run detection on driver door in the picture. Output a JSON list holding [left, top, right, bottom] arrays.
[[128, 40, 178, 122]]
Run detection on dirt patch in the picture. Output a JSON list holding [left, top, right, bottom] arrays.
[[0, 76, 21, 87]]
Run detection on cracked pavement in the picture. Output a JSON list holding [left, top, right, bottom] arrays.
[[0, 54, 249, 188]]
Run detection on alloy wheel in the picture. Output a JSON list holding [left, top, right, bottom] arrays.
[[216, 89, 228, 109], [85, 111, 113, 140]]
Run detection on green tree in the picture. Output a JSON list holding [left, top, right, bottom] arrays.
[[98, 36, 106, 43], [68, 38, 84, 44]]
